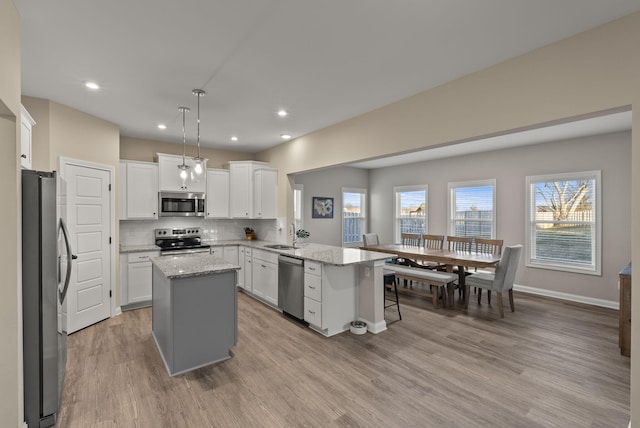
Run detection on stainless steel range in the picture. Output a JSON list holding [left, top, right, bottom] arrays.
[[155, 227, 211, 255]]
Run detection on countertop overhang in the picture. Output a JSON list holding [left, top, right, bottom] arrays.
[[151, 253, 240, 279]]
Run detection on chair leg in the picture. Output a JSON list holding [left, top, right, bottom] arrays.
[[464, 283, 471, 309], [497, 291, 504, 318], [394, 282, 402, 320], [477, 288, 482, 305], [487, 290, 491, 305], [432, 286, 438, 309], [508, 289, 514, 312]]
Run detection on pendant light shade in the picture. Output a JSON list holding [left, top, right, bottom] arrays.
[[177, 106, 190, 187], [191, 89, 206, 183]]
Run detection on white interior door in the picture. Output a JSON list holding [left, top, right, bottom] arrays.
[[65, 163, 112, 333]]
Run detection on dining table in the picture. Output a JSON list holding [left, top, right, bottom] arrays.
[[359, 243, 502, 304]]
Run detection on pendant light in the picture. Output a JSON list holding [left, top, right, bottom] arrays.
[[191, 89, 206, 182], [177, 106, 190, 187]]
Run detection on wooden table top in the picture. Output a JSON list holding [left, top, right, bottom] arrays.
[[360, 243, 501, 269]]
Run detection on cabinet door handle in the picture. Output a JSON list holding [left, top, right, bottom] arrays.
[[21, 154, 27, 159], [308, 309, 315, 315], [308, 286, 316, 289], [261, 264, 266, 268], [309, 267, 316, 271]]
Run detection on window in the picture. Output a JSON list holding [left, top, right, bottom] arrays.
[[448, 179, 496, 239], [394, 185, 427, 243], [342, 188, 366, 245], [526, 171, 601, 275], [293, 184, 303, 231]]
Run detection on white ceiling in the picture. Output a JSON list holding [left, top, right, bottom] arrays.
[[15, 1, 640, 153]]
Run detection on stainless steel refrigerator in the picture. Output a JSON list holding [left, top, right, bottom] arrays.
[[22, 170, 73, 428]]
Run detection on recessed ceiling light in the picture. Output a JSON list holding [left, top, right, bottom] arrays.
[[84, 81, 100, 90], [230, 136, 238, 142], [277, 109, 288, 117], [281, 133, 292, 140], [157, 124, 167, 130]]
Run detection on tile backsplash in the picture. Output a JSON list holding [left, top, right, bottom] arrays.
[[120, 217, 284, 246]]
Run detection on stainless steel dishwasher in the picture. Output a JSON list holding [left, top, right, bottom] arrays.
[[278, 255, 304, 320]]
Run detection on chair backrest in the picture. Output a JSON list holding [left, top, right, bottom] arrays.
[[422, 234, 444, 249], [446, 236, 472, 252], [401, 233, 421, 246], [474, 238, 503, 255], [492, 245, 523, 291], [362, 233, 380, 246]]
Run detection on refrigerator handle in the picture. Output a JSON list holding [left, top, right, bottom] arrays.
[[58, 218, 76, 304]]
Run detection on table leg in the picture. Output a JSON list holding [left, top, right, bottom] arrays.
[[457, 265, 466, 304]]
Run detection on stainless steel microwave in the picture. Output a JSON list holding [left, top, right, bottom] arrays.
[[158, 192, 205, 217]]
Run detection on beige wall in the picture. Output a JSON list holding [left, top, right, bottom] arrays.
[[0, 0, 22, 425], [258, 13, 640, 424], [120, 136, 253, 168]]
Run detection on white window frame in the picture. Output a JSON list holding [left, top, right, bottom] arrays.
[[342, 187, 367, 247], [525, 170, 601, 276], [447, 179, 496, 239], [293, 183, 303, 231], [393, 185, 428, 243]]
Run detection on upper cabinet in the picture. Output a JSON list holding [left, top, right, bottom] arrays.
[[120, 160, 159, 220], [253, 169, 277, 219], [157, 153, 206, 193], [206, 168, 230, 218], [229, 161, 277, 218], [20, 105, 36, 169]]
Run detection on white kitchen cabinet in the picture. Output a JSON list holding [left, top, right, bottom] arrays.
[[237, 247, 246, 289], [206, 168, 229, 218], [229, 161, 274, 218], [303, 261, 357, 337], [157, 153, 206, 193], [244, 248, 253, 293], [121, 250, 160, 306], [251, 249, 278, 306], [253, 169, 277, 218], [125, 161, 158, 219], [20, 105, 36, 169], [119, 162, 127, 220], [210, 245, 239, 265]]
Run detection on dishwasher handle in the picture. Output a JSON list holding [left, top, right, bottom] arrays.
[[278, 255, 304, 266]]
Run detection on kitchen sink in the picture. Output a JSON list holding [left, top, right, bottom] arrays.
[[263, 244, 298, 250]]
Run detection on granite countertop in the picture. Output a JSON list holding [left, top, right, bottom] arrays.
[[123, 239, 391, 267], [151, 254, 240, 279], [120, 244, 161, 253]]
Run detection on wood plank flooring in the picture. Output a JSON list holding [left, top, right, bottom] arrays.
[[56, 290, 630, 427]]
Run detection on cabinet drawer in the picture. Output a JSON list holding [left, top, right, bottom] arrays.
[[304, 297, 322, 327], [253, 249, 278, 264], [304, 261, 322, 276], [127, 251, 159, 263], [304, 273, 322, 301]]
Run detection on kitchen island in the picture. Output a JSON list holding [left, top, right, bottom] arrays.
[[151, 254, 240, 376]]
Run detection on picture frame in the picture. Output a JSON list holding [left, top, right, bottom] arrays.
[[312, 196, 334, 218]]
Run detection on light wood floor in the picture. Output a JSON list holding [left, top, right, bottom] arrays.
[[57, 289, 630, 427]]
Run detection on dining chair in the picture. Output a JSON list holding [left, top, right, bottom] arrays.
[[471, 238, 504, 295], [464, 245, 523, 318], [446, 236, 472, 252], [362, 233, 380, 246], [420, 234, 445, 269], [401, 233, 421, 246]]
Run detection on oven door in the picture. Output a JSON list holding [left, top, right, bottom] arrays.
[[158, 192, 205, 217]]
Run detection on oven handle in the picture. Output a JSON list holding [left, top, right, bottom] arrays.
[[58, 218, 77, 304]]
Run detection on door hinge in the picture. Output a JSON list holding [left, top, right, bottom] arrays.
[[109, 237, 112, 244], [108, 184, 112, 191], [109, 290, 112, 298]]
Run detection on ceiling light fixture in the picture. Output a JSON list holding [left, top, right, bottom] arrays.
[[177, 106, 190, 184], [277, 109, 288, 117], [85, 81, 100, 90], [191, 89, 206, 182], [157, 124, 167, 130], [231, 136, 238, 142], [281, 133, 292, 140]]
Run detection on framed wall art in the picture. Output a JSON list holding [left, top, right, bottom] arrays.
[[312, 196, 334, 218]]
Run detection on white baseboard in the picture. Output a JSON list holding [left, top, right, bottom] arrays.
[[113, 306, 122, 317], [361, 319, 387, 334], [513, 284, 618, 310]]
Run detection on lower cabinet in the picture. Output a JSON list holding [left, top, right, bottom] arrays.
[[238, 247, 246, 289], [251, 249, 278, 307], [244, 248, 253, 292], [210, 245, 239, 265], [303, 261, 357, 337], [121, 251, 160, 307]]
